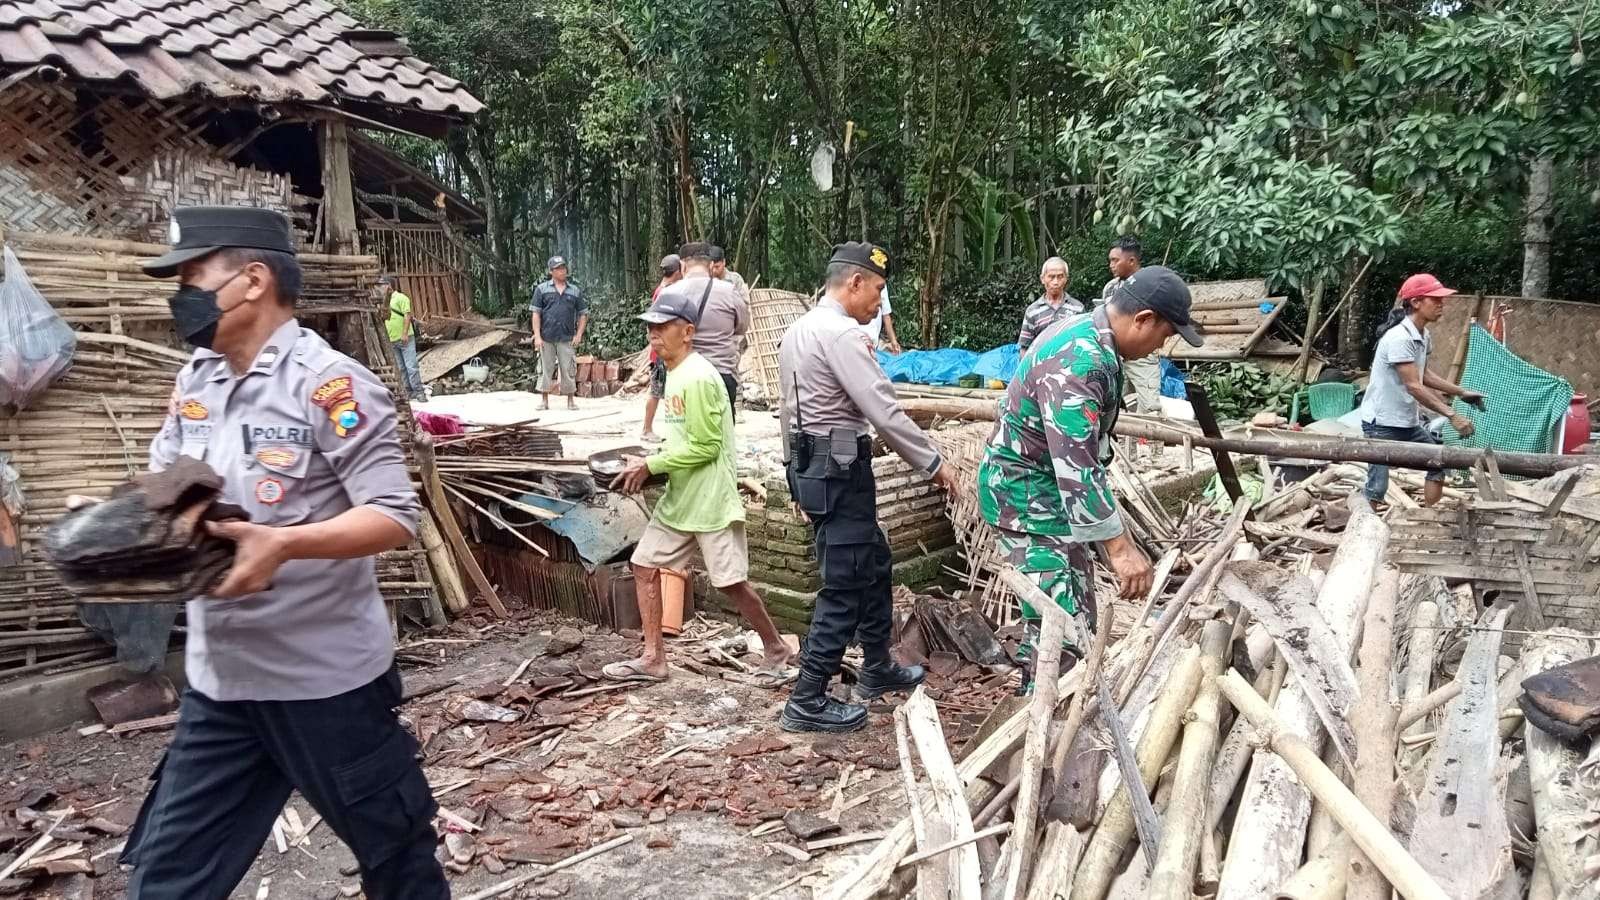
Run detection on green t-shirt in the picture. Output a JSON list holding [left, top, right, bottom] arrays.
[[385, 290, 412, 342], [644, 352, 743, 532]]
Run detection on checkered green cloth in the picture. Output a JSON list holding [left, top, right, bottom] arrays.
[[1442, 323, 1572, 458]]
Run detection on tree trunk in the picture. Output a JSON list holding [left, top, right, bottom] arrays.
[[1294, 273, 1326, 389], [622, 172, 640, 295], [1522, 155, 1555, 298], [1336, 254, 1372, 361]]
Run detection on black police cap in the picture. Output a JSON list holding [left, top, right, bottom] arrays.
[[142, 206, 296, 278], [830, 241, 890, 278]]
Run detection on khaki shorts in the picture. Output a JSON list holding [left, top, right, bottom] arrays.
[[630, 520, 749, 588], [538, 341, 577, 394]]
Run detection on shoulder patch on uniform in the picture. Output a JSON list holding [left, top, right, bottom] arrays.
[[310, 376, 363, 437], [178, 399, 208, 420]]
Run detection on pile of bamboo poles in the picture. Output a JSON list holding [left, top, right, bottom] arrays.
[[0, 231, 428, 681], [826, 483, 1600, 900]]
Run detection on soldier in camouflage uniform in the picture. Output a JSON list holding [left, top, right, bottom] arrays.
[[1098, 235, 1165, 413], [1016, 257, 1083, 353], [979, 266, 1203, 680]]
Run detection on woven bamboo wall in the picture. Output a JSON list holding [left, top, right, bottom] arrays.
[[1431, 294, 1600, 399], [0, 85, 305, 242], [0, 233, 432, 683], [746, 289, 811, 401], [364, 221, 472, 319]]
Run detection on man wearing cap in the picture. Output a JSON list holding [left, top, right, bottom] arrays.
[[119, 207, 444, 898], [708, 244, 749, 304], [1359, 273, 1486, 507], [1099, 235, 1164, 413], [1017, 256, 1083, 353], [379, 274, 424, 401], [531, 255, 588, 411], [604, 290, 797, 683], [979, 266, 1202, 684], [777, 241, 957, 733], [641, 254, 684, 443], [660, 242, 748, 414]]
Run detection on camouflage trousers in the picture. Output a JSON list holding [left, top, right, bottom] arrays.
[[995, 529, 1096, 667]]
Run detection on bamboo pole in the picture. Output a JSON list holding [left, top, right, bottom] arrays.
[[1147, 620, 1229, 900], [1215, 670, 1451, 900], [1274, 850, 1347, 900], [417, 510, 466, 619], [1001, 581, 1069, 900], [1345, 566, 1401, 900], [1071, 646, 1204, 900]]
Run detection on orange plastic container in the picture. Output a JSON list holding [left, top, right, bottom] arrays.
[[660, 569, 687, 636]]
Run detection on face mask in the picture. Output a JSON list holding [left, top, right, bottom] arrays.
[[169, 270, 246, 350]]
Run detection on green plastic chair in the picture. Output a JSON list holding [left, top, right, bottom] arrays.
[[1290, 382, 1357, 423]]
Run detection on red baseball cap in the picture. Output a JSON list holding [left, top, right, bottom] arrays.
[[1397, 273, 1457, 301]]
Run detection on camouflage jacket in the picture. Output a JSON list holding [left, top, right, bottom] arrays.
[[1017, 294, 1084, 352], [979, 307, 1124, 541], [1098, 276, 1124, 305]]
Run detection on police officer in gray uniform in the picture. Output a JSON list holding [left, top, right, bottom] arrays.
[[117, 207, 446, 899], [778, 242, 957, 732]]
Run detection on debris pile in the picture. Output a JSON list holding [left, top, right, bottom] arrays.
[[825, 458, 1600, 900]]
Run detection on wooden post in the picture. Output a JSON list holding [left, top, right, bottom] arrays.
[[1001, 589, 1067, 900], [1343, 566, 1401, 900], [415, 435, 510, 618], [319, 117, 360, 255], [1215, 671, 1450, 900]]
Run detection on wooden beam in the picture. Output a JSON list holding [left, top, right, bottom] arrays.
[[320, 117, 361, 255]]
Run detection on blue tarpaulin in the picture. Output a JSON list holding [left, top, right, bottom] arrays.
[[876, 348, 980, 385]]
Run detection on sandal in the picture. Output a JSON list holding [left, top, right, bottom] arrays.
[[602, 659, 668, 683]]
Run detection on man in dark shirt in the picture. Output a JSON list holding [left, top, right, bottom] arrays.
[[530, 255, 588, 411]]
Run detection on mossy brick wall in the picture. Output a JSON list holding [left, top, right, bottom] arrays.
[[709, 454, 957, 634]]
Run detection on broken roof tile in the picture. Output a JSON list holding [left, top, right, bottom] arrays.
[[0, 0, 481, 120]]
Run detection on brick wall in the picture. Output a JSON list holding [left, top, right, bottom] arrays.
[[721, 454, 958, 634]]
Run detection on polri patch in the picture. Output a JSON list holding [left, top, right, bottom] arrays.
[[254, 477, 286, 505], [178, 400, 209, 420], [310, 376, 363, 437], [255, 447, 299, 468]]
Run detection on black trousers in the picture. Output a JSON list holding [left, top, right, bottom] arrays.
[[790, 448, 894, 680], [121, 666, 446, 900], [721, 372, 739, 421]]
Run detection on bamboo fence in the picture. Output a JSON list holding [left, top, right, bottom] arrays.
[[0, 231, 433, 682]]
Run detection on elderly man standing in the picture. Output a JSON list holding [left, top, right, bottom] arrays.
[[778, 242, 956, 733], [1017, 257, 1082, 353], [380, 275, 424, 401], [1099, 236, 1163, 413], [531, 255, 588, 411], [980, 267, 1203, 685], [1360, 273, 1486, 507]]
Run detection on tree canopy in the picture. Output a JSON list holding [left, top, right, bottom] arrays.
[[344, 0, 1600, 357]]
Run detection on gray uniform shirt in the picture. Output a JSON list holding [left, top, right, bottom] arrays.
[[667, 274, 748, 377], [149, 319, 421, 702], [778, 297, 942, 475], [1359, 316, 1431, 427]]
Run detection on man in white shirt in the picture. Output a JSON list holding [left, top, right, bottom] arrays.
[[864, 286, 903, 354]]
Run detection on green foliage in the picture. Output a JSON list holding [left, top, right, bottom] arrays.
[[578, 285, 651, 360], [1193, 362, 1300, 422]]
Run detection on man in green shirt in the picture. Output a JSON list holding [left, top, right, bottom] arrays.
[[604, 290, 795, 683], [380, 275, 425, 400]]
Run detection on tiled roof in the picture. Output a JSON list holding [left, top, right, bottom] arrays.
[[0, 0, 482, 121]]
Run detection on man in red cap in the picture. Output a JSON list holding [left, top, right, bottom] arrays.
[[1357, 273, 1486, 507]]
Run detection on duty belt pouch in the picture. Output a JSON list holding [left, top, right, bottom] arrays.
[[825, 427, 858, 476]]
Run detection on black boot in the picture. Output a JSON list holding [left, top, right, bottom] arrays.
[[780, 671, 868, 733], [853, 661, 926, 701]]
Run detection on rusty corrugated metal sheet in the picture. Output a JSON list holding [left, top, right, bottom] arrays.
[[0, 0, 482, 119]]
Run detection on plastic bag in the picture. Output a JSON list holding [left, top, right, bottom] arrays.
[[0, 246, 75, 412]]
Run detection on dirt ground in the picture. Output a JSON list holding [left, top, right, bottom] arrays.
[[0, 609, 1013, 899]]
